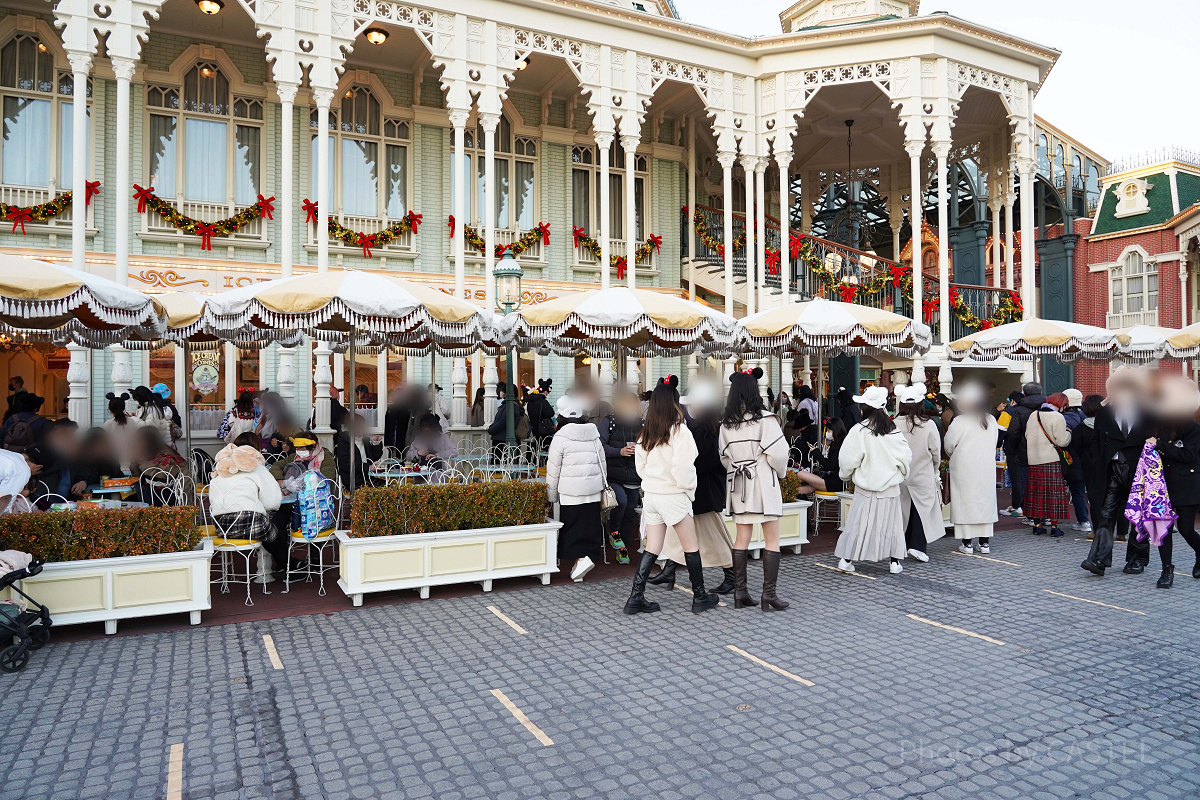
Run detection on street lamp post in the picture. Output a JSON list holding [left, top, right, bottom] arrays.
[[494, 255, 524, 446]]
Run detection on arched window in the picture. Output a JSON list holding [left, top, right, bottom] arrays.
[[450, 113, 537, 231], [1086, 163, 1101, 212], [309, 86, 411, 220], [570, 139, 646, 239], [0, 32, 90, 190], [1052, 145, 1065, 185], [1036, 134, 1050, 176], [1109, 250, 1157, 327], [146, 62, 263, 204]]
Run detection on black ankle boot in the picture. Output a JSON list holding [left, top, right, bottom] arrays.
[[760, 550, 790, 611], [1193, 558, 1200, 580], [731, 549, 757, 609], [712, 567, 736, 594], [623, 551, 662, 615], [647, 560, 677, 588], [1157, 564, 1175, 589], [683, 551, 720, 613]]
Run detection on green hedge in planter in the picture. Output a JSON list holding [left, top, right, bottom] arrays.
[[0, 506, 202, 563], [351, 481, 548, 538]]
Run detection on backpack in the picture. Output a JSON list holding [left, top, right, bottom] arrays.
[[515, 413, 531, 441], [3, 415, 35, 452]]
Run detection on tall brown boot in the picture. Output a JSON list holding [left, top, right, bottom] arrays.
[[732, 549, 757, 609], [760, 550, 789, 612]]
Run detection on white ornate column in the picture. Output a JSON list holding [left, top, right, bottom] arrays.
[[755, 157, 767, 313], [932, 139, 953, 385], [277, 81, 299, 410], [990, 196, 1002, 288], [777, 149, 793, 304], [106, 54, 134, 401], [597, 129, 614, 290], [1017, 150, 1037, 318], [718, 151, 737, 316], [740, 155, 757, 318], [66, 344, 91, 427], [621, 131, 640, 289], [311, 87, 335, 436], [598, 357, 615, 404], [449, 108, 470, 426], [905, 138, 926, 383], [687, 117, 698, 301], [481, 112, 500, 424], [312, 341, 333, 437], [68, 52, 91, 273], [1004, 170, 1017, 291]]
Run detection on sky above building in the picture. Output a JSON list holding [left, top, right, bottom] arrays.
[[675, 0, 1196, 162]]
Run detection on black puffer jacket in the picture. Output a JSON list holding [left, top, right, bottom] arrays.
[[597, 413, 642, 486], [1003, 393, 1046, 466], [689, 417, 726, 515]]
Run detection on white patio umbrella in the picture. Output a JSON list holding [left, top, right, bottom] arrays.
[[1164, 322, 1200, 360], [733, 297, 933, 358], [0, 253, 165, 344], [497, 286, 736, 357], [1112, 324, 1180, 362], [948, 319, 1120, 362]]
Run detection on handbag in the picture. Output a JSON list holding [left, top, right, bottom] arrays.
[[594, 440, 619, 511], [1036, 411, 1073, 470]]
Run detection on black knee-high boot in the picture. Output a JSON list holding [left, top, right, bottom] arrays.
[[760, 550, 790, 611], [647, 560, 677, 588], [684, 551, 720, 613], [731, 549, 757, 609], [712, 567, 736, 594], [623, 551, 661, 615]]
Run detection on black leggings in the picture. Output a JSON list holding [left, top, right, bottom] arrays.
[[1159, 504, 1200, 566], [904, 502, 926, 554]]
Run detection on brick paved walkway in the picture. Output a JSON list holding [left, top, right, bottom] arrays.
[[3, 528, 1198, 800]]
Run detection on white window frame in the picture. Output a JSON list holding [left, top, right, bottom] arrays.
[[570, 141, 648, 239], [1107, 246, 1158, 328], [0, 21, 94, 231], [455, 111, 539, 233]]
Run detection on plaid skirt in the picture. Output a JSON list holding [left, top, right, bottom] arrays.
[[1023, 462, 1070, 521], [214, 512, 276, 543]]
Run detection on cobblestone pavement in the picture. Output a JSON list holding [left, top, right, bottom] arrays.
[[4, 529, 1200, 800]]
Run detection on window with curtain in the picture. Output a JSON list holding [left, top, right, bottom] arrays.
[[145, 62, 262, 206], [570, 142, 647, 244], [1036, 134, 1050, 176], [458, 113, 537, 231], [0, 33, 91, 192], [1110, 251, 1157, 324], [309, 87, 410, 222]]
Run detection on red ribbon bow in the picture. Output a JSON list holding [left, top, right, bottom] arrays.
[[196, 223, 217, 250], [356, 232, 376, 258], [133, 184, 155, 214], [537, 222, 551, 246], [980, 319, 995, 330], [922, 297, 938, 322], [836, 282, 859, 303], [789, 233, 804, 260], [302, 199, 318, 223], [6, 207, 32, 235], [405, 211, 423, 234], [889, 263, 907, 288], [765, 249, 780, 275], [648, 234, 663, 252], [615, 256, 628, 280], [84, 181, 101, 206], [495, 243, 509, 259], [716, 244, 725, 259], [573, 226, 586, 248], [255, 194, 275, 220], [447, 215, 456, 239]]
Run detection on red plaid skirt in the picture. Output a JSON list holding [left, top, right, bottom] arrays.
[[1024, 462, 1070, 521]]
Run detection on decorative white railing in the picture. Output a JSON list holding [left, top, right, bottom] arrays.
[[144, 199, 265, 241], [310, 212, 414, 253], [0, 184, 91, 228], [1107, 309, 1157, 329], [573, 236, 656, 270]]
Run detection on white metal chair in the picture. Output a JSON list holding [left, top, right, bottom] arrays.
[[208, 510, 271, 606], [283, 479, 344, 596]]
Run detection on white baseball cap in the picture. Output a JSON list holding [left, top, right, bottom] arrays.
[[852, 385, 889, 410]]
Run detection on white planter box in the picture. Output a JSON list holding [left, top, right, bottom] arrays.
[[722, 500, 812, 557], [336, 521, 562, 607], [0, 541, 214, 635]]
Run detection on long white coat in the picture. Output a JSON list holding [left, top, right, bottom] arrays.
[[943, 413, 1000, 527], [898, 417, 945, 544]]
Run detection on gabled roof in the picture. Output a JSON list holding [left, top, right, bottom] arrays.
[[1091, 166, 1200, 239]]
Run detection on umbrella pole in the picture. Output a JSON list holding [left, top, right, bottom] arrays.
[[184, 340, 192, 479], [349, 328, 356, 495], [817, 349, 825, 443]]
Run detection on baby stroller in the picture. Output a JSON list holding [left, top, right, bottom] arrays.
[[0, 560, 52, 673]]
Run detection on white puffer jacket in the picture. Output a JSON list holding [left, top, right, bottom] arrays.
[[545, 422, 608, 505]]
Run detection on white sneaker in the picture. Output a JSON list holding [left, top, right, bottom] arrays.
[[1079, 522, 1092, 533], [889, 561, 903, 574], [957, 543, 974, 554], [978, 544, 991, 554], [836, 558, 855, 573], [570, 556, 595, 582], [907, 548, 929, 563]]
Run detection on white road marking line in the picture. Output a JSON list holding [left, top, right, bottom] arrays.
[[262, 635, 284, 670], [905, 614, 1006, 645], [1043, 590, 1146, 616], [726, 646, 815, 686], [951, 551, 1022, 567], [486, 605, 528, 634], [815, 562, 876, 580], [166, 743, 184, 800], [489, 689, 554, 746], [673, 585, 727, 606]]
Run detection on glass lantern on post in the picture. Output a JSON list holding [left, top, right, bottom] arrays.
[[494, 255, 524, 446]]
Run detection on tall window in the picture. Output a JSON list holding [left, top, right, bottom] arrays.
[[1110, 251, 1157, 323], [0, 33, 90, 190], [146, 62, 262, 204], [310, 86, 410, 219], [1036, 134, 1050, 177], [1052, 145, 1065, 184], [570, 140, 647, 239], [450, 114, 537, 231]]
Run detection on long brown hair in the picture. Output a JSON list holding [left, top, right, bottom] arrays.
[[638, 383, 683, 452]]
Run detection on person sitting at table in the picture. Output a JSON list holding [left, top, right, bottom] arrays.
[[335, 413, 383, 491], [130, 427, 187, 505], [0, 449, 34, 515], [1, 391, 49, 452], [270, 433, 336, 489], [219, 390, 258, 445], [102, 393, 143, 474], [404, 413, 458, 470], [24, 443, 68, 508], [69, 428, 124, 500], [209, 443, 285, 577], [233, 431, 262, 452]]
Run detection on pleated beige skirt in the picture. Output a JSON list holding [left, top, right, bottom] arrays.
[[835, 487, 907, 563], [659, 511, 734, 567]]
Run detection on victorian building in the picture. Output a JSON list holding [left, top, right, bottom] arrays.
[[0, 0, 1069, 441]]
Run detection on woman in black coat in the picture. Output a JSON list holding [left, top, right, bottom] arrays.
[[1152, 379, 1200, 587], [1071, 394, 1107, 536]]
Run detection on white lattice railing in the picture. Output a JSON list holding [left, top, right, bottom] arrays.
[[144, 199, 266, 241], [310, 213, 414, 253], [494, 228, 542, 261], [573, 237, 656, 270], [1107, 310, 1157, 329], [0, 184, 92, 228]]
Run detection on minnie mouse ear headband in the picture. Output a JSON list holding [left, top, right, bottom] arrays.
[[657, 374, 680, 390], [730, 367, 764, 381], [895, 383, 926, 405], [105, 392, 131, 401], [537, 378, 553, 394]]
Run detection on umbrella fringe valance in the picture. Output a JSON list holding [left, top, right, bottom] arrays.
[[206, 298, 487, 341], [0, 290, 161, 330], [736, 324, 932, 357], [503, 314, 733, 355]]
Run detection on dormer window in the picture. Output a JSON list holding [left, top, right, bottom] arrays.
[[1113, 177, 1150, 218]]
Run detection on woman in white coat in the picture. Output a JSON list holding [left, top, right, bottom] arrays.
[[835, 386, 912, 574], [209, 444, 285, 573], [895, 384, 943, 563], [544, 394, 608, 582], [943, 383, 999, 553], [719, 368, 791, 611]]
